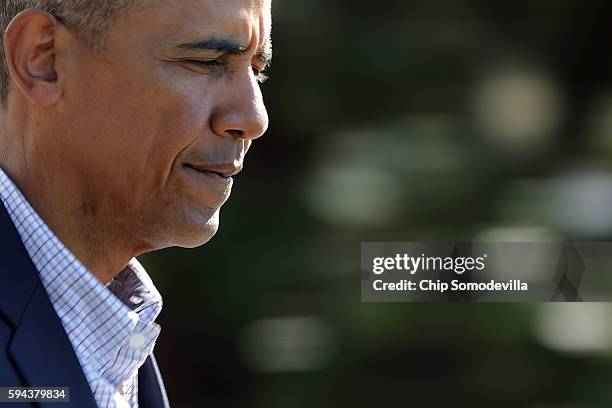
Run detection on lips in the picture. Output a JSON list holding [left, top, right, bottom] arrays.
[[183, 163, 243, 179], [180, 160, 239, 207]]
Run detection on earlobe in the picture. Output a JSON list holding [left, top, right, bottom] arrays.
[[3, 9, 62, 107]]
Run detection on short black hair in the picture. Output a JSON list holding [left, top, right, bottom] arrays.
[[0, 0, 143, 104]]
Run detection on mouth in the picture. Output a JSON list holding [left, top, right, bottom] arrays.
[[183, 163, 242, 179], [181, 164, 237, 200], [184, 165, 230, 181]]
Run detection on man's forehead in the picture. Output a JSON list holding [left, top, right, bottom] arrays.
[[156, 0, 271, 29], [155, 0, 271, 48]]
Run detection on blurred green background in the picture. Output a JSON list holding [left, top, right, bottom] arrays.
[[141, 1, 612, 406]]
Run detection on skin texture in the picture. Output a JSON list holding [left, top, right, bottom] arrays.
[[0, 0, 271, 284]]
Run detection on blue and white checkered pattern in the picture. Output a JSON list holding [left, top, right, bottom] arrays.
[[0, 167, 162, 408]]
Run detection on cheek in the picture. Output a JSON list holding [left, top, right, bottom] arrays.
[[82, 70, 209, 161], [147, 103, 203, 179], [146, 65, 217, 151], [62, 58, 217, 202]]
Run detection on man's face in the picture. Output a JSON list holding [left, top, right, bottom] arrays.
[[57, 0, 271, 249]]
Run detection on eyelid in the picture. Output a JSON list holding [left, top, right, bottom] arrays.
[[190, 59, 222, 67], [178, 58, 269, 83], [178, 58, 224, 74]]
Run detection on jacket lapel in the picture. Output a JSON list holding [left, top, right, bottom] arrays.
[[0, 201, 97, 408], [138, 354, 171, 408], [8, 284, 99, 408]]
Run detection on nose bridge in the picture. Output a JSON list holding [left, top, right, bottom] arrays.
[[212, 71, 269, 141]]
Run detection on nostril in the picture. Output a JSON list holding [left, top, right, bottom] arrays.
[[226, 129, 244, 139]]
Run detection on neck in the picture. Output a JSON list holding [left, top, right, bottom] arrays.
[[10, 165, 137, 284], [0, 115, 142, 284]]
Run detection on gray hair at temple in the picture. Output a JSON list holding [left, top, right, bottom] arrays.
[[0, 0, 143, 104]]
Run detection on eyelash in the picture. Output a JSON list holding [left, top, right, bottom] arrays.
[[188, 60, 269, 84]]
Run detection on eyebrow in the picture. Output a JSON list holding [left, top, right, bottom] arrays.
[[177, 37, 272, 69]]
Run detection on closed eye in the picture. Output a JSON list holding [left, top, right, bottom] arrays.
[[173, 59, 225, 76], [181, 59, 268, 83], [188, 59, 223, 70]]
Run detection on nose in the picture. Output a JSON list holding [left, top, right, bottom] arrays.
[[211, 73, 269, 141]]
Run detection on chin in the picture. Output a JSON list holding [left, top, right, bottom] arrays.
[[172, 209, 221, 248], [178, 226, 219, 248]]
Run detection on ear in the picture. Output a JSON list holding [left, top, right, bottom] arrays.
[[3, 9, 62, 107]]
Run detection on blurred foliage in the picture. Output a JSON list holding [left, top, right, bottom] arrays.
[[141, 0, 612, 407]]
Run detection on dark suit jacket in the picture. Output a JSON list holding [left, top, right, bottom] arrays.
[[0, 202, 170, 407]]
